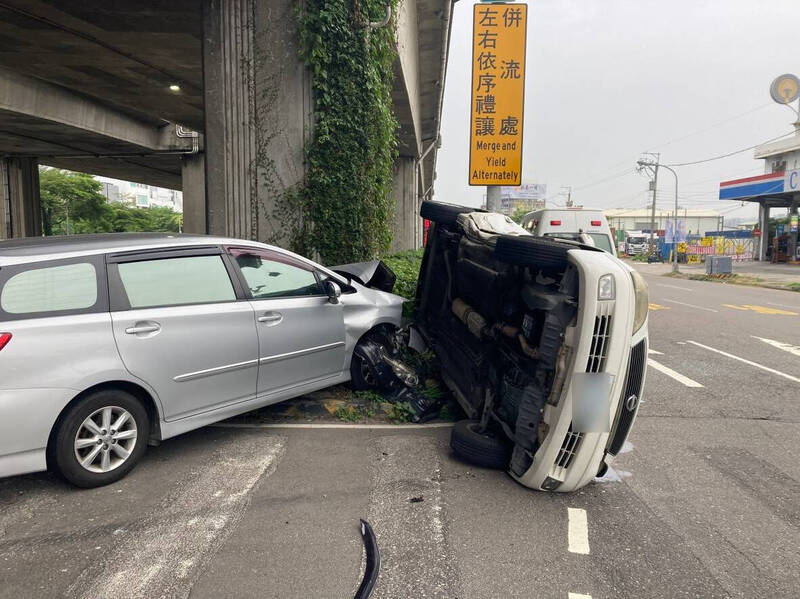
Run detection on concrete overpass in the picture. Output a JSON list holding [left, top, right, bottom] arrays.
[[0, 0, 453, 251]]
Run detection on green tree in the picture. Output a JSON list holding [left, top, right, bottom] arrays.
[[40, 168, 112, 235], [39, 168, 182, 235], [509, 204, 529, 224]]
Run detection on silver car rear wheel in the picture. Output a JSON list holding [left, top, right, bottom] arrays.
[[73, 406, 138, 473]]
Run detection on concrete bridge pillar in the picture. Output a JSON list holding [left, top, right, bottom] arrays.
[[390, 156, 421, 252], [201, 0, 310, 244], [0, 157, 41, 240]]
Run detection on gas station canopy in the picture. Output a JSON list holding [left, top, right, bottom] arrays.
[[718, 169, 800, 206]]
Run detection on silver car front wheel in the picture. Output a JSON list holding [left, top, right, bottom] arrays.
[[74, 406, 138, 473]]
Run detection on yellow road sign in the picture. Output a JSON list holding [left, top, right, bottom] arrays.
[[469, 3, 527, 186]]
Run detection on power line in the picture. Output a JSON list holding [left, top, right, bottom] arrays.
[[664, 130, 797, 167], [644, 102, 773, 153], [571, 167, 636, 192]]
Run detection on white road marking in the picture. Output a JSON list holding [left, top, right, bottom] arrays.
[[70, 435, 286, 599], [648, 348, 664, 355], [647, 358, 704, 387], [768, 301, 800, 310], [657, 283, 692, 291], [676, 341, 686, 345], [662, 298, 719, 312], [567, 507, 590, 555], [688, 340, 800, 383], [751, 335, 800, 357], [213, 421, 454, 430], [568, 594, 593, 599]]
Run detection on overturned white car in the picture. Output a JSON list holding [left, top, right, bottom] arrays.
[[415, 202, 649, 492]]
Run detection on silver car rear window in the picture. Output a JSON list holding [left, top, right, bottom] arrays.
[[0, 262, 97, 314]]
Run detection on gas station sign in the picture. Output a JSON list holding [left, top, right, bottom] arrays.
[[469, 2, 527, 185]]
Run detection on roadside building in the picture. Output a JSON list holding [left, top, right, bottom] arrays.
[[498, 184, 547, 216], [95, 176, 183, 212], [604, 208, 723, 237]]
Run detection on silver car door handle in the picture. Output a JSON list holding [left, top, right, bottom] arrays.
[[125, 323, 161, 335], [257, 312, 283, 324]]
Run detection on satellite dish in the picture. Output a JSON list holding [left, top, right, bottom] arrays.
[[770, 74, 800, 104]]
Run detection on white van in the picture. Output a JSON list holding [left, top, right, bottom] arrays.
[[521, 209, 616, 255]]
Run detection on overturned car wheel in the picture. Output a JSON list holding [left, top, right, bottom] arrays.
[[420, 201, 478, 226], [450, 420, 511, 470], [494, 235, 572, 273]]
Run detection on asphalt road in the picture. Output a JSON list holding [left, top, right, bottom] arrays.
[[1, 267, 799, 598]]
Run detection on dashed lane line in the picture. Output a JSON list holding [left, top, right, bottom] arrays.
[[662, 298, 719, 312], [656, 283, 692, 291], [567, 507, 590, 555], [568, 594, 593, 599], [687, 340, 800, 383], [647, 358, 704, 388], [751, 335, 800, 358], [648, 348, 664, 355]]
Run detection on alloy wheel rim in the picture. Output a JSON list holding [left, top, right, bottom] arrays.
[[74, 406, 137, 473]]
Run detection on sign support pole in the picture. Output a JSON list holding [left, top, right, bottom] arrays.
[[487, 186, 501, 212]]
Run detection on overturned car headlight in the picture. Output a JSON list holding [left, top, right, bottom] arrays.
[[597, 274, 615, 300], [630, 269, 649, 332]]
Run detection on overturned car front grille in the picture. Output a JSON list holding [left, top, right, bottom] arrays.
[[586, 302, 614, 373], [607, 339, 647, 456], [554, 424, 583, 473]]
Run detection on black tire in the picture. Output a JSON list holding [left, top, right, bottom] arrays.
[[420, 201, 478, 226], [350, 329, 393, 391], [450, 420, 511, 469], [494, 235, 571, 272], [53, 389, 150, 488]]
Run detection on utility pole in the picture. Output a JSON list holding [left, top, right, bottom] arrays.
[[636, 153, 660, 259], [561, 186, 573, 207], [638, 155, 680, 273]]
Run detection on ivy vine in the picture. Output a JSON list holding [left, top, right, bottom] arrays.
[[295, 0, 400, 264]]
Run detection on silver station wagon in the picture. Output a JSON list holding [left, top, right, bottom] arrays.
[[0, 234, 404, 487]]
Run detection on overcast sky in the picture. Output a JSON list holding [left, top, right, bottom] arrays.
[[434, 0, 800, 222]]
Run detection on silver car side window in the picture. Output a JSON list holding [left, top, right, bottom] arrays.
[[233, 252, 323, 299], [117, 256, 236, 309]]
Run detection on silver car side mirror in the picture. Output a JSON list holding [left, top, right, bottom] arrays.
[[324, 280, 342, 304]]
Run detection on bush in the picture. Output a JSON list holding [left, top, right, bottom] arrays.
[[381, 248, 424, 316]]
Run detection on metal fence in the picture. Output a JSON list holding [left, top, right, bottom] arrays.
[[679, 235, 755, 263]]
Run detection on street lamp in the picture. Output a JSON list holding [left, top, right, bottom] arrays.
[[637, 160, 680, 273]]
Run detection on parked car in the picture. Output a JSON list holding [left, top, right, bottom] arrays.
[[416, 202, 649, 492], [521, 208, 617, 255], [0, 234, 403, 487]]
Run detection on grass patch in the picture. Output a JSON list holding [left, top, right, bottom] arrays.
[[385, 401, 414, 423], [334, 403, 375, 423], [665, 270, 800, 292]]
